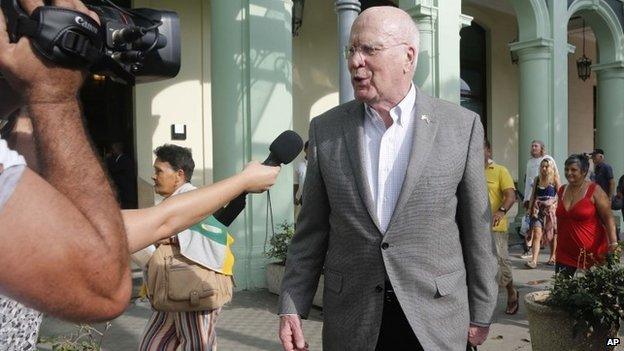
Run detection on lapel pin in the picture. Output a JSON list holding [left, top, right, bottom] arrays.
[[421, 114, 430, 124]]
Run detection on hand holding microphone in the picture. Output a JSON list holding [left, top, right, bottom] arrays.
[[214, 130, 303, 226], [240, 161, 281, 193]]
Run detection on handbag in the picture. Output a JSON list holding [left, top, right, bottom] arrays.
[[612, 196, 623, 211], [145, 241, 233, 312]]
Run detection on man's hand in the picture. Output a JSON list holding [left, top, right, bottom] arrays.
[[468, 324, 489, 346], [279, 315, 308, 351], [492, 211, 505, 227], [0, 0, 99, 103]]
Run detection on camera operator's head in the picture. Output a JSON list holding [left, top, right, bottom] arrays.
[[152, 144, 194, 197]]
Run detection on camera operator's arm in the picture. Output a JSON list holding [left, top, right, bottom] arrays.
[[0, 0, 130, 322], [123, 162, 280, 253]]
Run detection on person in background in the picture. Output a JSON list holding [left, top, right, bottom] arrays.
[[590, 148, 615, 199], [521, 140, 560, 260], [525, 158, 560, 269], [484, 139, 518, 315], [616, 174, 624, 239], [555, 154, 618, 277], [106, 141, 138, 209]]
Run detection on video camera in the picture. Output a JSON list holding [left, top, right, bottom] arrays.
[[0, 0, 180, 85]]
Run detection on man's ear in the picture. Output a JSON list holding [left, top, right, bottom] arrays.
[[405, 45, 417, 74], [176, 169, 186, 183]]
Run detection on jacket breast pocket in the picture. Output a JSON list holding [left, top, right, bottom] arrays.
[[324, 268, 343, 294], [434, 270, 466, 298]]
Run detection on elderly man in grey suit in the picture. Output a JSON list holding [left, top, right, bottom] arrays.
[[278, 6, 497, 351]]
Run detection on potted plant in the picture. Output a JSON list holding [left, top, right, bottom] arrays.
[[38, 323, 111, 350], [265, 221, 324, 307], [525, 245, 624, 351]]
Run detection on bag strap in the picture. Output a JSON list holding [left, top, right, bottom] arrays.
[[264, 190, 276, 254], [13, 6, 103, 67]]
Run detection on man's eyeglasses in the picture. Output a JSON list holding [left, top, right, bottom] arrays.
[[344, 43, 408, 60]]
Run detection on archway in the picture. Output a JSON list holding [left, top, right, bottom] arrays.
[[567, 0, 624, 178], [460, 22, 487, 133]]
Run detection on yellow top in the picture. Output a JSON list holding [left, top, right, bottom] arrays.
[[485, 161, 515, 232]]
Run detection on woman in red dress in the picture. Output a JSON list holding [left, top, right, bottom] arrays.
[[555, 154, 618, 276]]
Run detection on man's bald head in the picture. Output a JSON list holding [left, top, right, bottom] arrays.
[[347, 6, 419, 108], [352, 7, 419, 71]]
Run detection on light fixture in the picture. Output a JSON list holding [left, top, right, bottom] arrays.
[[292, 0, 305, 37], [577, 19, 592, 81]]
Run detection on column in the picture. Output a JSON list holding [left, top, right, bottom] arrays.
[[211, 0, 294, 289], [400, 0, 437, 96], [594, 62, 624, 178], [509, 38, 553, 195], [335, 0, 361, 103], [399, 0, 465, 104], [547, 0, 569, 168]]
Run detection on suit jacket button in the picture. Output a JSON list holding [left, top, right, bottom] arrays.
[[375, 285, 383, 293], [381, 243, 389, 250]]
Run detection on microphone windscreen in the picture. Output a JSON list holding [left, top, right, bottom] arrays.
[[269, 130, 303, 165]]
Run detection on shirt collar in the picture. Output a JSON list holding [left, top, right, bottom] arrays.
[[365, 84, 416, 127], [171, 182, 195, 196]]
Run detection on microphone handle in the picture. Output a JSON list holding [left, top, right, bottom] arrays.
[[213, 153, 281, 226], [213, 193, 247, 226]]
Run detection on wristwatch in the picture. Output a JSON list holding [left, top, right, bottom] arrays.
[[498, 206, 508, 214]]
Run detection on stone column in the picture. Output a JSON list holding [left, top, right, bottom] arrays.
[[547, 0, 569, 168], [509, 38, 553, 195], [594, 62, 624, 178], [400, 0, 438, 96], [211, 0, 294, 289], [399, 0, 465, 104], [335, 0, 360, 103]]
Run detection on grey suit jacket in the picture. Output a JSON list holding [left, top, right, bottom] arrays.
[[278, 88, 498, 351]]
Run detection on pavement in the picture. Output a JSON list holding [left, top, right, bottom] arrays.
[[36, 245, 591, 351]]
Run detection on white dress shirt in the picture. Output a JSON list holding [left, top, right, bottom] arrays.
[[363, 84, 417, 233]]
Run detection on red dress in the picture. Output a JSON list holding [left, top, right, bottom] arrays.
[[555, 183, 608, 269]]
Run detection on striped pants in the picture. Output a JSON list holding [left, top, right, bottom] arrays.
[[139, 308, 221, 351]]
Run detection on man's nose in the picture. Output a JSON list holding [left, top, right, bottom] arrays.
[[348, 51, 365, 69]]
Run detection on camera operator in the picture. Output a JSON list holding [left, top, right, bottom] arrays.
[[0, 0, 133, 331], [1, 1, 282, 348]]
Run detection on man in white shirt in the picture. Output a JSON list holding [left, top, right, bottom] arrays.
[[278, 6, 496, 351]]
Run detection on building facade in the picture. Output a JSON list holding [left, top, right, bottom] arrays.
[[130, 0, 624, 289]]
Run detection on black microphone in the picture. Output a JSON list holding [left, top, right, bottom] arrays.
[[214, 130, 303, 226]]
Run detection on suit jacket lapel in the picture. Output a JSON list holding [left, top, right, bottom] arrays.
[[341, 103, 383, 233], [388, 89, 439, 228]]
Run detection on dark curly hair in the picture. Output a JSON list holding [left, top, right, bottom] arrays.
[[154, 144, 195, 182], [564, 154, 590, 175]]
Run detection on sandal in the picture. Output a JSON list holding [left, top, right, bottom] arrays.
[[546, 258, 556, 266], [505, 289, 519, 315], [525, 261, 537, 269]]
